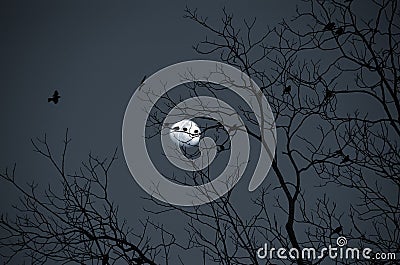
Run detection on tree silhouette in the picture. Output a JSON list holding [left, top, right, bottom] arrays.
[[148, 1, 398, 263], [0, 130, 178, 264], [1, 0, 398, 264]]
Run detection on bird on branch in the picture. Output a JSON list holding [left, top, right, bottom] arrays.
[[324, 89, 334, 102], [282, 85, 291, 96], [333, 149, 343, 157], [335, 27, 344, 36], [102, 254, 109, 265], [330, 225, 343, 236], [138, 75, 147, 91], [132, 257, 145, 265], [324, 22, 336, 31], [140, 75, 146, 84], [340, 155, 351, 164]]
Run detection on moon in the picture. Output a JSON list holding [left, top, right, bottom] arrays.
[[169, 119, 201, 146]]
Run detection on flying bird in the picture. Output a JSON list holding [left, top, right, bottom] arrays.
[[324, 22, 336, 31], [340, 155, 350, 164], [330, 225, 343, 236], [48, 90, 60, 104]]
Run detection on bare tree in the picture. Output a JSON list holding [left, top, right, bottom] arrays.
[[0, 130, 177, 264], [1, 0, 398, 264], [145, 1, 399, 264]]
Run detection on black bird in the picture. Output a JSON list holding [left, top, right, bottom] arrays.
[[282, 85, 291, 95], [48, 90, 60, 104], [330, 225, 343, 236], [140, 75, 147, 84], [132, 257, 144, 265], [335, 27, 344, 36], [340, 155, 350, 164], [102, 254, 109, 265], [324, 22, 336, 31], [324, 89, 334, 101], [333, 149, 343, 156], [138, 75, 147, 91]]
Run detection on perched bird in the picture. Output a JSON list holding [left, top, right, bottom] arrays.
[[48, 90, 60, 104], [330, 225, 343, 236], [102, 254, 109, 265], [282, 85, 291, 95], [335, 27, 344, 36], [340, 155, 350, 164], [333, 149, 343, 156], [132, 257, 144, 265], [324, 22, 336, 31], [324, 89, 334, 101], [138, 75, 147, 91], [140, 75, 147, 84], [218, 144, 226, 152]]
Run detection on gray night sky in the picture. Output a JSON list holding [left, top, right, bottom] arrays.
[[0, 1, 388, 264], [0, 0, 294, 215]]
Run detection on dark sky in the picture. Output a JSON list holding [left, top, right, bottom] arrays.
[[0, 1, 386, 264], [0, 0, 293, 211], [0, 0, 296, 261]]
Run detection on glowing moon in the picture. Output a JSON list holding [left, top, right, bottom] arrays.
[[169, 119, 201, 146]]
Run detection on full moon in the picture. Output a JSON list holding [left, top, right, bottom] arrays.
[[169, 119, 201, 146]]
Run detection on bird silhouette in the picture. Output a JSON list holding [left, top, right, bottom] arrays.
[[340, 155, 350, 164], [48, 90, 60, 104], [324, 89, 334, 101], [330, 225, 343, 236], [138, 75, 147, 91], [102, 254, 109, 265], [324, 22, 336, 31], [140, 75, 146, 84], [132, 257, 144, 265], [282, 85, 291, 95], [218, 145, 226, 152], [333, 149, 343, 157], [335, 27, 344, 36]]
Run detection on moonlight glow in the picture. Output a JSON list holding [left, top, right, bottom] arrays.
[[169, 119, 201, 146]]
